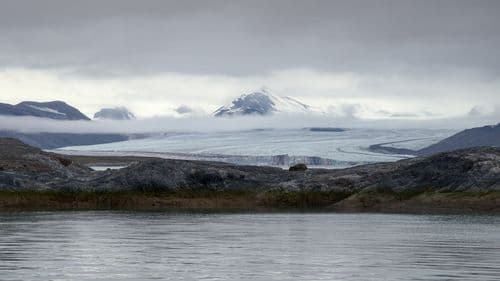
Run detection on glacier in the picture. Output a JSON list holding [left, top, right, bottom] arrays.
[[55, 128, 456, 169]]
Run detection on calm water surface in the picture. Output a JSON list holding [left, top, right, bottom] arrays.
[[0, 212, 499, 281]]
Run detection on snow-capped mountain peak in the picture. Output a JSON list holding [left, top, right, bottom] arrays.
[[94, 107, 136, 120], [214, 88, 315, 117]]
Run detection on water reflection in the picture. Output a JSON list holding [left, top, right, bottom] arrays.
[[0, 212, 499, 281]]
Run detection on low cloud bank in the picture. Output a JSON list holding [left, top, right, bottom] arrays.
[[1, 111, 499, 135]]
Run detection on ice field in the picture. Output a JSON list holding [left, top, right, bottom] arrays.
[[57, 128, 456, 168]]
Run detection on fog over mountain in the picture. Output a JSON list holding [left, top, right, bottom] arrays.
[[94, 107, 136, 120], [0, 112, 498, 136], [0, 0, 499, 124]]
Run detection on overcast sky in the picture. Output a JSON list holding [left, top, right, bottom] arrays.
[[0, 0, 499, 124]]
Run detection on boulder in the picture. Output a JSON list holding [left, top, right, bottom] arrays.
[[289, 163, 308, 171]]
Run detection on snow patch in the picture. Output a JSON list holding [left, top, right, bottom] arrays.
[[27, 105, 66, 115]]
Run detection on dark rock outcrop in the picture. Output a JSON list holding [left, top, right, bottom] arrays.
[[308, 127, 346, 132], [360, 148, 500, 193], [289, 163, 308, 171], [0, 138, 91, 190]]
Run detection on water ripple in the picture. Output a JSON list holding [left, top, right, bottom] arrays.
[[0, 212, 499, 281]]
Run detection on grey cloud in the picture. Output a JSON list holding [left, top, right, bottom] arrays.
[[469, 106, 484, 116], [174, 105, 193, 114], [376, 111, 419, 118], [376, 110, 437, 118], [468, 105, 500, 117], [328, 104, 362, 118], [1, 0, 499, 77]]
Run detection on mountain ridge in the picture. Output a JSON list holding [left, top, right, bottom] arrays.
[[417, 123, 500, 155], [369, 123, 500, 156], [0, 101, 90, 120], [0, 100, 136, 148]]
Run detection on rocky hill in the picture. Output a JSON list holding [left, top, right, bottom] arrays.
[[1, 138, 499, 205], [0, 138, 91, 190], [93, 147, 500, 194], [370, 123, 500, 156], [417, 123, 500, 155]]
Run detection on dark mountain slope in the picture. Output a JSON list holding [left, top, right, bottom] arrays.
[[369, 123, 500, 156], [0, 100, 133, 148], [0, 101, 90, 120], [0, 131, 129, 149], [417, 123, 500, 155]]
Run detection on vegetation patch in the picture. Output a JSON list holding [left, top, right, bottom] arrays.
[[0, 190, 498, 212], [257, 190, 352, 209], [0, 190, 353, 211], [332, 191, 500, 212]]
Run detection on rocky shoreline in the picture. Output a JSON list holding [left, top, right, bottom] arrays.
[[0, 138, 499, 211]]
